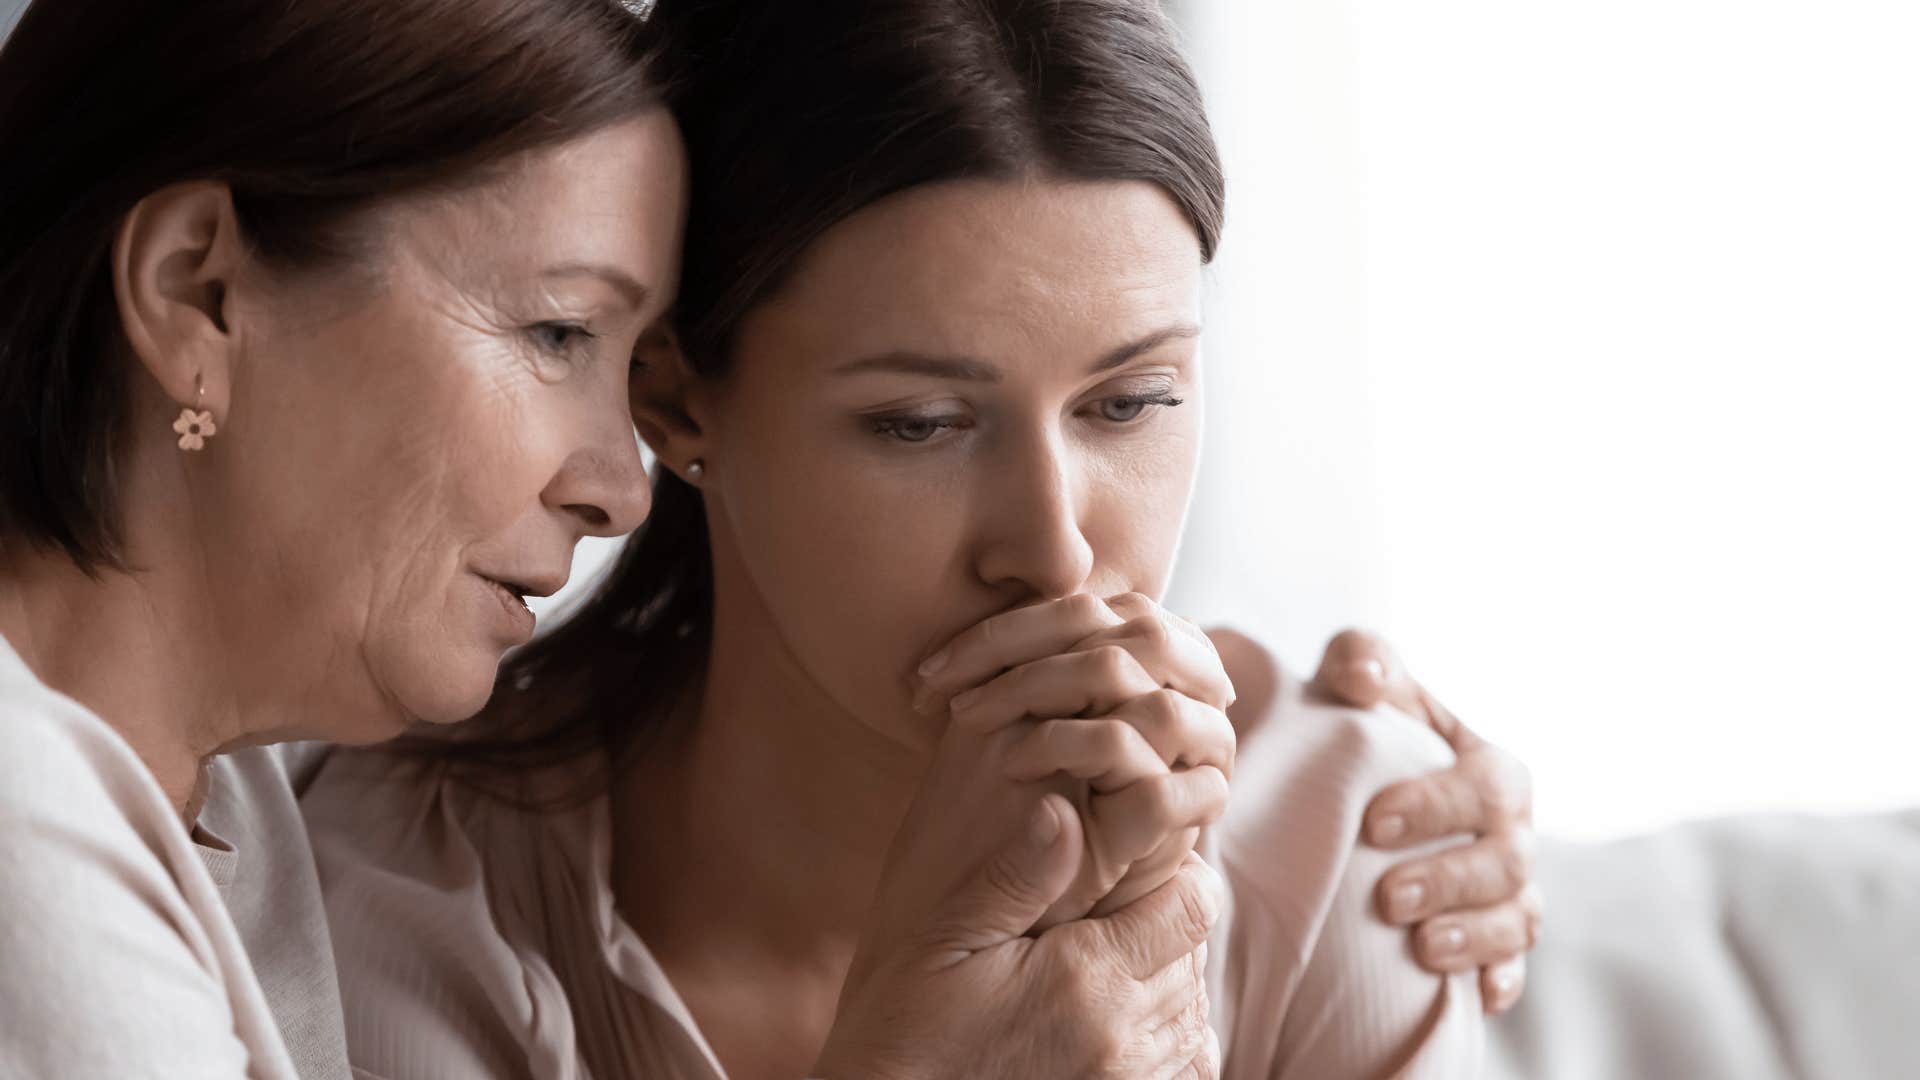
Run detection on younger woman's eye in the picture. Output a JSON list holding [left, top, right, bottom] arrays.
[[870, 414, 968, 443], [528, 321, 596, 355], [1096, 393, 1185, 423]]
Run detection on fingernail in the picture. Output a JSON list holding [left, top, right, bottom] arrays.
[[1388, 881, 1426, 921], [1427, 925, 1465, 958], [1027, 800, 1062, 850], [949, 686, 983, 713], [1493, 971, 1516, 997], [1350, 657, 1387, 685], [1371, 815, 1407, 844], [918, 648, 950, 678]]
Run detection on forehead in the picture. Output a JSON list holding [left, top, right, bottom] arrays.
[[382, 110, 688, 305], [749, 177, 1203, 364]]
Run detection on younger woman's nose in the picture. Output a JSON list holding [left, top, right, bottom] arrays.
[[971, 436, 1094, 600]]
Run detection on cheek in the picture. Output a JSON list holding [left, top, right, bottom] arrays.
[[349, 357, 538, 561], [712, 421, 964, 730], [235, 320, 563, 672], [725, 436, 956, 626], [1081, 418, 1203, 598]]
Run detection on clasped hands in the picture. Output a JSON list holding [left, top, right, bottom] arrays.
[[819, 594, 1537, 1080]]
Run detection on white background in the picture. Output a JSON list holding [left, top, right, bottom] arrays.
[[12, 0, 1913, 839], [1169, 0, 1920, 837]]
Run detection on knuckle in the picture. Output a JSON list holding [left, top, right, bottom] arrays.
[[1065, 591, 1108, 624], [1495, 837, 1534, 893], [1092, 643, 1136, 683], [1482, 783, 1527, 824], [1437, 778, 1484, 830], [1484, 752, 1535, 819], [1139, 772, 1182, 821], [1094, 1023, 1132, 1076], [1143, 688, 1185, 734], [1191, 767, 1229, 819], [1175, 995, 1210, 1055], [1126, 613, 1173, 650], [1174, 869, 1218, 944], [1521, 887, 1546, 945], [1434, 853, 1472, 902], [1066, 967, 1123, 1026], [1197, 1034, 1222, 1080], [1093, 719, 1136, 758]]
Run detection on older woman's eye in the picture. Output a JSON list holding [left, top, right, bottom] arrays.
[[1097, 393, 1184, 423], [528, 321, 596, 355]]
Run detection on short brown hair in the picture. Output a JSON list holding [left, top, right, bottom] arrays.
[[0, 0, 669, 571]]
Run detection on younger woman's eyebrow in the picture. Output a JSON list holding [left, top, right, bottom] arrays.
[[834, 323, 1202, 382], [1089, 323, 1201, 373], [832, 352, 1002, 382]]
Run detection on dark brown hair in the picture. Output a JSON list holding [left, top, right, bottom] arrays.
[[0, 0, 668, 572], [434, 0, 1227, 797]]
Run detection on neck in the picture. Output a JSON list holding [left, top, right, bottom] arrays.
[[0, 542, 247, 817], [608, 567, 936, 1076], [613, 618, 927, 967]]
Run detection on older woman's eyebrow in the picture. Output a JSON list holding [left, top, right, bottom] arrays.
[[541, 263, 651, 308], [835, 323, 1202, 382]]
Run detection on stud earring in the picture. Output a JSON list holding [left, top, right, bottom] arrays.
[[172, 373, 217, 452], [686, 459, 706, 482]]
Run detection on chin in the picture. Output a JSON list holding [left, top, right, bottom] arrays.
[[385, 645, 506, 731]]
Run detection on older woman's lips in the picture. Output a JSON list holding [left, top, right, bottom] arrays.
[[477, 574, 537, 641]]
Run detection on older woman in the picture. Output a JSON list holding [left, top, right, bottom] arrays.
[[302, 1, 1539, 1077], [0, 1, 1242, 1077]]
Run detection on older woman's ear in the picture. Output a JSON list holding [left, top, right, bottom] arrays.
[[627, 320, 712, 485], [109, 181, 246, 430]]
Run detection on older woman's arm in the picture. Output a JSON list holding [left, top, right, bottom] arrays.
[[1208, 634, 1484, 1078], [1220, 627, 1543, 1014]]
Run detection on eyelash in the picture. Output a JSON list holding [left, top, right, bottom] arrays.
[[868, 393, 1186, 445], [1092, 392, 1185, 424], [528, 321, 597, 357]]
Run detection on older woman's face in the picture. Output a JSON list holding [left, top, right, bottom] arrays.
[[218, 112, 685, 739], [693, 178, 1203, 749]]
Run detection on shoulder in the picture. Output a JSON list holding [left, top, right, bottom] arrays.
[[1200, 629, 1484, 1077], [0, 648, 287, 1076], [1200, 624, 1454, 946], [0, 653, 180, 853], [1205, 626, 1453, 805]]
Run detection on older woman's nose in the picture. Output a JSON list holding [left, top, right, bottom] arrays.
[[973, 435, 1095, 600], [544, 427, 653, 538]]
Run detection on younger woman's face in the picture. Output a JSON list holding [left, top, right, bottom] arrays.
[[694, 178, 1204, 748]]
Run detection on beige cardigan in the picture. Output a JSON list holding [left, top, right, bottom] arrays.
[[0, 633, 352, 1080], [306, 674, 1483, 1079], [0, 634, 297, 1078]]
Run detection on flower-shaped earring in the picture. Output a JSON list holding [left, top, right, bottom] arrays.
[[173, 373, 217, 452]]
